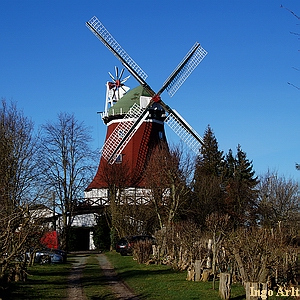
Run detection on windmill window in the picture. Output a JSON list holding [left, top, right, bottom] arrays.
[[115, 154, 123, 163]]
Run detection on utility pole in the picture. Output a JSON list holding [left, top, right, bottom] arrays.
[[52, 192, 56, 231]]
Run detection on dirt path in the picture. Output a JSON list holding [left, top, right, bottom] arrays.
[[96, 253, 140, 300], [67, 254, 88, 300], [67, 253, 140, 300]]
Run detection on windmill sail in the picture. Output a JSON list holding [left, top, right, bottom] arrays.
[[164, 109, 203, 154], [101, 103, 149, 163], [86, 16, 148, 86], [101, 42, 207, 161], [164, 43, 207, 97]]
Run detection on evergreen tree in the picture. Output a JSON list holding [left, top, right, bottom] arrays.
[[224, 149, 235, 179], [93, 214, 111, 251], [196, 125, 224, 177], [224, 144, 259, 226], [192, 125, 225, 225]]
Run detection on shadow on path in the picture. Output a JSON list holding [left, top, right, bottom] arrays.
[[67, 254, 88, 300], [96, 254, 141, 300]]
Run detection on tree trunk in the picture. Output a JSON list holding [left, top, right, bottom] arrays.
[[195, 260, 202, 281], [233, 247, 247, 283], [219, 273, 231, 300], [212, 234, 217, 289], [186, 264, 195, 281], [201, 269, 211, 281]]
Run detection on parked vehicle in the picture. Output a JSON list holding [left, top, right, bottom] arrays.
[[116, 237, 129, 255], [30, 248, 67, 264], [116, 235, 155, 256]]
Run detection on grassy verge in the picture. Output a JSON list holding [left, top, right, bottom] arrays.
[[4, 259, 73, 300], [105, 251, 246, 300]]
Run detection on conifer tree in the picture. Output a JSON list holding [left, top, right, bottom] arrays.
[[196, 125, 224, 177], [192, 125, 225, 225], [224, 144, 259, 226], [224, 149, 235, 179]]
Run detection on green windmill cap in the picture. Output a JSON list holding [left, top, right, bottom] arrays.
[[108, 85, 152, 116]]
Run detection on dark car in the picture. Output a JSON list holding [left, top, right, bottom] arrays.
[[33, 248, 67, 264], [116, 237, 129, 254], [116, 235, 155, 256]]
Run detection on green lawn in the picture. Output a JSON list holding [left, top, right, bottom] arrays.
[[2, 252, 248, 300], [105, 251, 297, 300], [4, 260, 72, 300], [105, 251, 246, 300], [4, 255, 116, 300]]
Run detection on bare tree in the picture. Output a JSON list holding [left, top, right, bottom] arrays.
[[97, 160, 132, 245], [99, 161, 130, 232], [143, 143, 194, 260], [40, 112, 96, 250], [0, 99, 43, 284], [205, 212, 231, 290], [164, 220, 208, 271], [95, 156, 159, 248], [227, 225, 297, 300], [257, 170, 299, 230], [144, 143, 193, 230]]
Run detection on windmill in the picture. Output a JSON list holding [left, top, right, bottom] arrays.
[[85, 16, 207, 201]]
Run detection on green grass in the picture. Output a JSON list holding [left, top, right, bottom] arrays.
[[10, 252, 244, 300], [4, 260, 72, 300], [3, 255, 117, 300], [7, 251, 296, 300], [105, 251, 246, 300]]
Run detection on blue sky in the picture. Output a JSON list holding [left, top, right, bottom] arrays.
[[1, 0, 299, 180]]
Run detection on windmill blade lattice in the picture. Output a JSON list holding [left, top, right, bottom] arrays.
[[86, 16, 148, 86], [165, 109, 203, 154], [101, 103, 149, 163], [164, 43, 207, 97]]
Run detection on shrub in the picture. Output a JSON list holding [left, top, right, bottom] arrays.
[[133, 240, 153, 264]]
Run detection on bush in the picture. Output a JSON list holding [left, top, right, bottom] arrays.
[[133, 240, 153, 264]]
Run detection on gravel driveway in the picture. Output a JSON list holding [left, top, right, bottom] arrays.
[[67, 254, 87, 300], [67, 253, 140, 300]]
